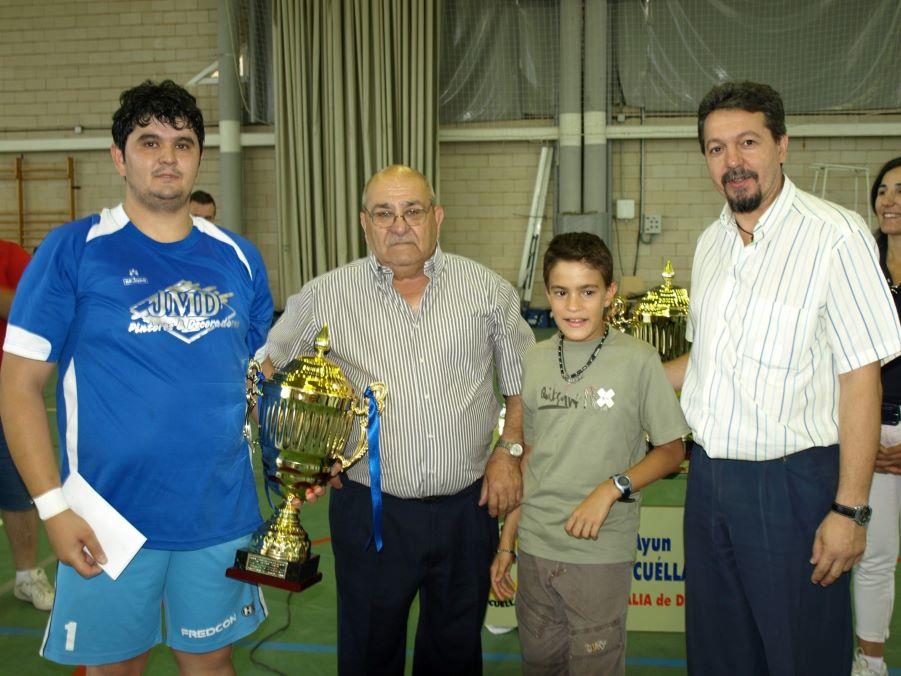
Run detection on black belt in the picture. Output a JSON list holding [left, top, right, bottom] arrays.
[[410, 494, 451, 504], [882, 403, 901, 426], [406, 479, 482, 504]]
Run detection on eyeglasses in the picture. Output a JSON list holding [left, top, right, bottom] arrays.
[[364, 204, 433, 229]]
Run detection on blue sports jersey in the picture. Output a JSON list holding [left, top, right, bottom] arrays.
[[6, 205, 274, 549]]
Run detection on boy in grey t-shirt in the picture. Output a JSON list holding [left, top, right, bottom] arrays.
[[491, 233, 689, 675]]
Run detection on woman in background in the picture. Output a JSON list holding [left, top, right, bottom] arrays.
[[852, 156, 901, 676]]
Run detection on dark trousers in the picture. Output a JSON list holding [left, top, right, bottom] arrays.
[[684, 444, 852, 676], [329, 477, 498, 676]]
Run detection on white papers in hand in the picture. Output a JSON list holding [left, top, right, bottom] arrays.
[[61, 472, 146, 580]]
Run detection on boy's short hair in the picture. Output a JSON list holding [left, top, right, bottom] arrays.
[[543, 232, 614, 287], [112, 79, 205, 153], [697, 81, 785, 154]]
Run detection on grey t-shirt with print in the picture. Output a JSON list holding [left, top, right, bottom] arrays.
[[520, 329, 690, 564]]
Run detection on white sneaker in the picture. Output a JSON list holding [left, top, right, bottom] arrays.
[[851, 648, 888, 676], [13, 568, 55, 611]]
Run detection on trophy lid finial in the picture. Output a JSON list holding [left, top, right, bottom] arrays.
[[314, 325, 330, 357], [662, 260, 675, 284], [631, 260, 689, 318], [273, 323, 354, 398]]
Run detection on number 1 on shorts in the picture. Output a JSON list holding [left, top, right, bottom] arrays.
[[64, 621, 77, 651]]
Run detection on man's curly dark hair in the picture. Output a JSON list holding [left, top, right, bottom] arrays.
[[112, 79, 204, 153], [697, 81, 785, 155]]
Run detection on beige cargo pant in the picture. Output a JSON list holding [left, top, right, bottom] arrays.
[[515, 551, 632, 676]]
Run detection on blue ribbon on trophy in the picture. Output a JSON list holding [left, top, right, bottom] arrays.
[[365, 385, 384, 552]]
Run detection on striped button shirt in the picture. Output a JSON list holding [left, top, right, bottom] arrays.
[[681, 176, 901, 460], [262, 245, 535, 498]]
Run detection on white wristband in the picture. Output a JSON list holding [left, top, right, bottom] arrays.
[[32, 487, 69, 521]]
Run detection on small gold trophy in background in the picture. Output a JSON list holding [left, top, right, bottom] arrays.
[[625, 260, 690, 361], [226, 325, 387, 591], [609, 262, 691, 463]]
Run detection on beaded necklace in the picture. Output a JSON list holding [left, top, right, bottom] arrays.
[[557, 325, 610, 383]]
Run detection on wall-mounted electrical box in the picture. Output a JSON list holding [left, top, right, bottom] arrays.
[[615, 199, 635, 220], [642, 214, 662, 235]]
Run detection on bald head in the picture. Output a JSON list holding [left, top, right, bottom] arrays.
[[358, 164, 444, 277], [361, 165, 435, 210]]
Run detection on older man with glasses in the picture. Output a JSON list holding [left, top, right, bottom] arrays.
[[261, 164, 534, 675]]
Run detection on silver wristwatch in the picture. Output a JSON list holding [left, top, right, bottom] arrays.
[[495, 438, 524, 458], [611, 473, 633, 501]]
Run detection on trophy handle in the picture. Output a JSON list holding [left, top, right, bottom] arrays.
[[337, 381, 388, 470], [608, 295, 626, 319], [244, 358, 264, 453]]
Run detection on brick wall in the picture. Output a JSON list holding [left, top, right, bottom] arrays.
[[439, 141, 555, 305], [0, 0, 284, 299], [0, 0, 219, 134]]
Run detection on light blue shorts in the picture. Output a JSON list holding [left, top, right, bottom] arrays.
[[41, 534, 267, 666]]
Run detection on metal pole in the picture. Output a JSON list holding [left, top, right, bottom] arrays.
[[583, 0, 610, 243], [15, 157, 24, 246], [557, 0, 582, 222], [67, 157, 76, 221], [218, 0, 243, 233]]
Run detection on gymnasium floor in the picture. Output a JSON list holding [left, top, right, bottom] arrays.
[[0, 478, 693, 675], [1, 361, 898, 674]]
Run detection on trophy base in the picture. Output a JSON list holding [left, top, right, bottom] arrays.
[[226, 550, 322, 592]]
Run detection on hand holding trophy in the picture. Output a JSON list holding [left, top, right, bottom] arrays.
[[226, 325, 387, 591]]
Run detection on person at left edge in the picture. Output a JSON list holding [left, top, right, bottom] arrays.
[[0, 239, 56, 611], [0, 80, 280, 674]]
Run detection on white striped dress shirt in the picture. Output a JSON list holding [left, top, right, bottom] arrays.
[[681, 176, 901, 460], [262, 245, 535, 498]]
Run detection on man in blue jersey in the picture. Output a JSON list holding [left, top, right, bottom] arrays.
[[0, 80, 275, 673]]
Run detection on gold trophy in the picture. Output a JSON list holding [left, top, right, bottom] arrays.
[[608, 261, 690, 360], [226, 325, 387, 591], [628, 260, 690, 361]]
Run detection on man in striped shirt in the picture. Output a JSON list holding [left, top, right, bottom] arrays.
[[665, 82, 901, 675], [261, 164, 534, 674]]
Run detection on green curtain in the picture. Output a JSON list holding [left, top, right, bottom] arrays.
[[273, 0, 440, 306]]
